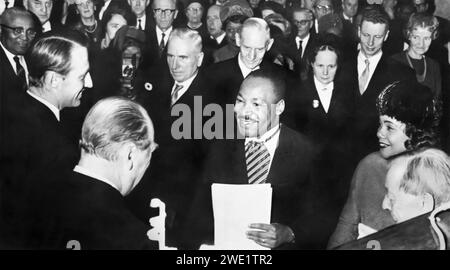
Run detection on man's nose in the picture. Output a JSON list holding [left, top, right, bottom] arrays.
[[323, 67, 329, 76], [368, 36, 374, 46], [382, 196, 391, 211]]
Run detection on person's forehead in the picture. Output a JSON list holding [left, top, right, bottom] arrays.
[[344, 0, 358, 5], [361, 20, 387, 32], [29, 0, 53, 5], [207, 6, 220, 16], [6, 13, 34, 27], [188, 2, 203, 9], [411, 26, 432, 36], [240, 78, 275, 100], [315, 50, 337, 62], [316, 0, 332, 6], [69, 46, 89, 71], [168, 37, 197, 54], [293, 11, 313, 20], [153, 0, 175, 8]]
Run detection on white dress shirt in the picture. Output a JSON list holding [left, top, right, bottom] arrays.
[[0, 41, 29, 85], [343, 13, 353, 23], [156, 26, 172, 46], [238, 54, 260, 78], [74, 165, 119, 191], [27, 90, 60, 121], [172, 72, 198, 103], [245, 124, 281, 175], [42, 21, 51, 32], [314, 77, 334, 113], [137, 14, 147, 30], [357, 50, 383, 92], [0, 0, 15, 15], [295, 33, 310, 58], [213, 32, 226, 45], [98, 0, 111, 20]]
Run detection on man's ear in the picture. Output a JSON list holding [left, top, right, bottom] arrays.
[[122, 142, 137, 171], [235, 33, 241, 47], [266, 38, 274, 51], [384, 30, 390, 42], [44, 71, 62, 89], [197, 51, 204, 67], [276, 99, 285, 116]]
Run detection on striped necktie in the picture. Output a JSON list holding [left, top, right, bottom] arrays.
[[245, 141, 270, 184]]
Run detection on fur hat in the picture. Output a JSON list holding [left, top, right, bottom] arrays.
[[376, 80, 439, 132]]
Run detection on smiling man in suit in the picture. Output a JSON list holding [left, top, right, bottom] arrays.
[[340, 5, 416, 163], [0, 30, 92, 248], [183, 69, 322, 250]]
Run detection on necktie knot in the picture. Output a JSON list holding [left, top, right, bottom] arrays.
[[171, 83, 183, 105], [138, 19, 142, 30]]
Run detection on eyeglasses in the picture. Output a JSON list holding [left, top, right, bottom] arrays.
[[153, 9, 176, 16], [293, 20, 312, 26], [0, 24, 37, 38], [186, 7, 203, 13], [315, 5, 333, 12]]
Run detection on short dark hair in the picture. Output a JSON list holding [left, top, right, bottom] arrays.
[[359, 4, 390, 31], [101, 3, 137, 34], [246, 69, 286, 102], [222, 14, 248, 30], [26, 30, 89, 88], [307, 34, 342, 73]]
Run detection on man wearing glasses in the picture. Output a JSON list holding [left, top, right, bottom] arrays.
[[23, 0, 54, 32], [0, 7, 36, 98], [312, 0, 334, 34], [142, 0, 178, 68], [287, 7, 316, 77]]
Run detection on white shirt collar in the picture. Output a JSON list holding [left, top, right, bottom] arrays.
[[0, 41, 29, 84], [42, 21, 51, 32], [137, 14, 146, 30], [343, 13, 352, 22], [357, 50, 383, 91], [313, 76, 334, 113], [238, 53, 260, 78], [245, 124, 281, 170], [73, 165, 120, 192], [214, 32, 226, 45], [171, 72, 198, 102], [156, 26, 173, 44], [0, 0, 15, 14], [27, 90, 60, 121], [315, 19, 319, 34], [295, 33, 310, 57]]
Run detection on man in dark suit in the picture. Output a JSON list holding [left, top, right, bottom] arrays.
[[141, 0, 178, 68], [23, 0, 59, 32], [340, 5, 416, 163], [207, 17, 292, 108], [46, 97, 158, 250], [184, 70, 321, 250], [127, 0, 153, 34], [127, 27, 212, 248], [286, 7, 317, 79], [0, 30, 93, 248], [0, 8, 37, 103]]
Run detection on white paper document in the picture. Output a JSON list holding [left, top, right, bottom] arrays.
[[211, 183, 272, 250]]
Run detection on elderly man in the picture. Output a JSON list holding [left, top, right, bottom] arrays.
[[208, 17, 292, 107], [205, 5, 226, 50], [0, 7, 37, 97], [23, 0, 55, 32], [0, 30, 92, 248], [186, 70, 319, 250], [286, 7, 316, 77], [312, 0, 334, 34], [129, 28, 212, 249], [46, 97, 158, 249]]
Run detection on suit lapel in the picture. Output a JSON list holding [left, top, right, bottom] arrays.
[[266, 126, 292, 184]]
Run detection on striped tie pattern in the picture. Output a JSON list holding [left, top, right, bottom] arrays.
[[245, 141, 270, 184]]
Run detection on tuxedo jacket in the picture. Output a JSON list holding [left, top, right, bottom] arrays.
[[182, 125, 325, 249], [0, 94, 77, 248], [339, 52, 416, 161], [45, 172, 158, 250]]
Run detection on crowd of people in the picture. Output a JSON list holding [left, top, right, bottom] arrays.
[[0, 0, 449, 249]]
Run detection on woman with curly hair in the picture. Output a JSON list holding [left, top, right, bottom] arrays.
[[327, 80, 441, 249]]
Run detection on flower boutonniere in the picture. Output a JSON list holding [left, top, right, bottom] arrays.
[[312, 99, 320, 109]]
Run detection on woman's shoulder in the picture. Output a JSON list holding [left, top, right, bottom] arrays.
[[358, 152, 386, 167]]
